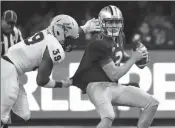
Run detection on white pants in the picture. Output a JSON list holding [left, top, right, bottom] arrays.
[[86, 82, 159, 120], [1, 58, 30, 124]]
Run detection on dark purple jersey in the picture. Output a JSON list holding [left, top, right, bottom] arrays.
[[72, 33, 125, 93]]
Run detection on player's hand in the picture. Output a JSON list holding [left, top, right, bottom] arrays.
[[137, 44, 147, 53], [61, 78, 73, 88], [137, 46, 149, 63], [136, 43, 149, 63], [131, 49, 148, 62], [80, 18, 101, 33]]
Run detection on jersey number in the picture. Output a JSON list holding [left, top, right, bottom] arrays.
[[24, 32, 44, 45], [53, 49, 61, 61], [115, 51, 123, 65]]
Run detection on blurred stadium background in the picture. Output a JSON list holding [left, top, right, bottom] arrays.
[[1, 1, 175, 127]]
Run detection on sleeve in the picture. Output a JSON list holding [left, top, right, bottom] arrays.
[[46, 36, 65, 65], [79, 27, 85, 36], [88, 41, 111, 63]]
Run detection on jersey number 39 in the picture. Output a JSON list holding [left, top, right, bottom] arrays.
[[52, 49, 61, 61], [24, 32, 61, 62]]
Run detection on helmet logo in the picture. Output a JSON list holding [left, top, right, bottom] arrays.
[[56, 19, 61, 22], [63, 23, 72, 30]]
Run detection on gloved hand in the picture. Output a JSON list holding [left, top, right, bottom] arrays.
[[61, 77, 73, 88], [80, 18, 101, 33]]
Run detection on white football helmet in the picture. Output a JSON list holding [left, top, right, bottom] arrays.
[[48, 14, 79, 52], [98, 5, 124, 37]]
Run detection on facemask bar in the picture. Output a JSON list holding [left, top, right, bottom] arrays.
[[49, 22, 78, 52], [62, 25, 77, 52], [101, 18, 124, 37]]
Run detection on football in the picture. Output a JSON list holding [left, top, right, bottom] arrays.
[[133, 42, 149, 69], [136, 54, 149, 69]]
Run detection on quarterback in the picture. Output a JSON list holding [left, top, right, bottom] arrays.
[[72, 5, 159, 128], [1, 14, 100, 128]]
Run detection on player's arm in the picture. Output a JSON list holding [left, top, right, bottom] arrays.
[[121, 52, 131, 63], [36, 47, 71, 88], [90, 42, 147, 82], [101, 51, 148, 82], [101, 57, 136, 82], [90, 42, 133, 82], [36, 47, 61, 88]]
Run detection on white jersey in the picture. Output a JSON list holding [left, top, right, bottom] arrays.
[[6, 29, 65, 75]]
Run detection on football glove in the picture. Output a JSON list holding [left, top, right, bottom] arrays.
[[80, 18, 101, 33]]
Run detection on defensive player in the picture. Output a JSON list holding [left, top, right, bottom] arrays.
[[1, 14, 100, 128], [72, 5, 159, 128]]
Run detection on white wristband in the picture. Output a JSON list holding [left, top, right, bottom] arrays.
[[44, 79, 56, 88], [80, 25, 87, 33]]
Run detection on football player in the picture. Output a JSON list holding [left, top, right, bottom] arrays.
[[71, 5, 159, 128], [1, 14, 100, 128]]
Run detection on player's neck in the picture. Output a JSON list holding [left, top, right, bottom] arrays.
[[102, 33, 114, 41]]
